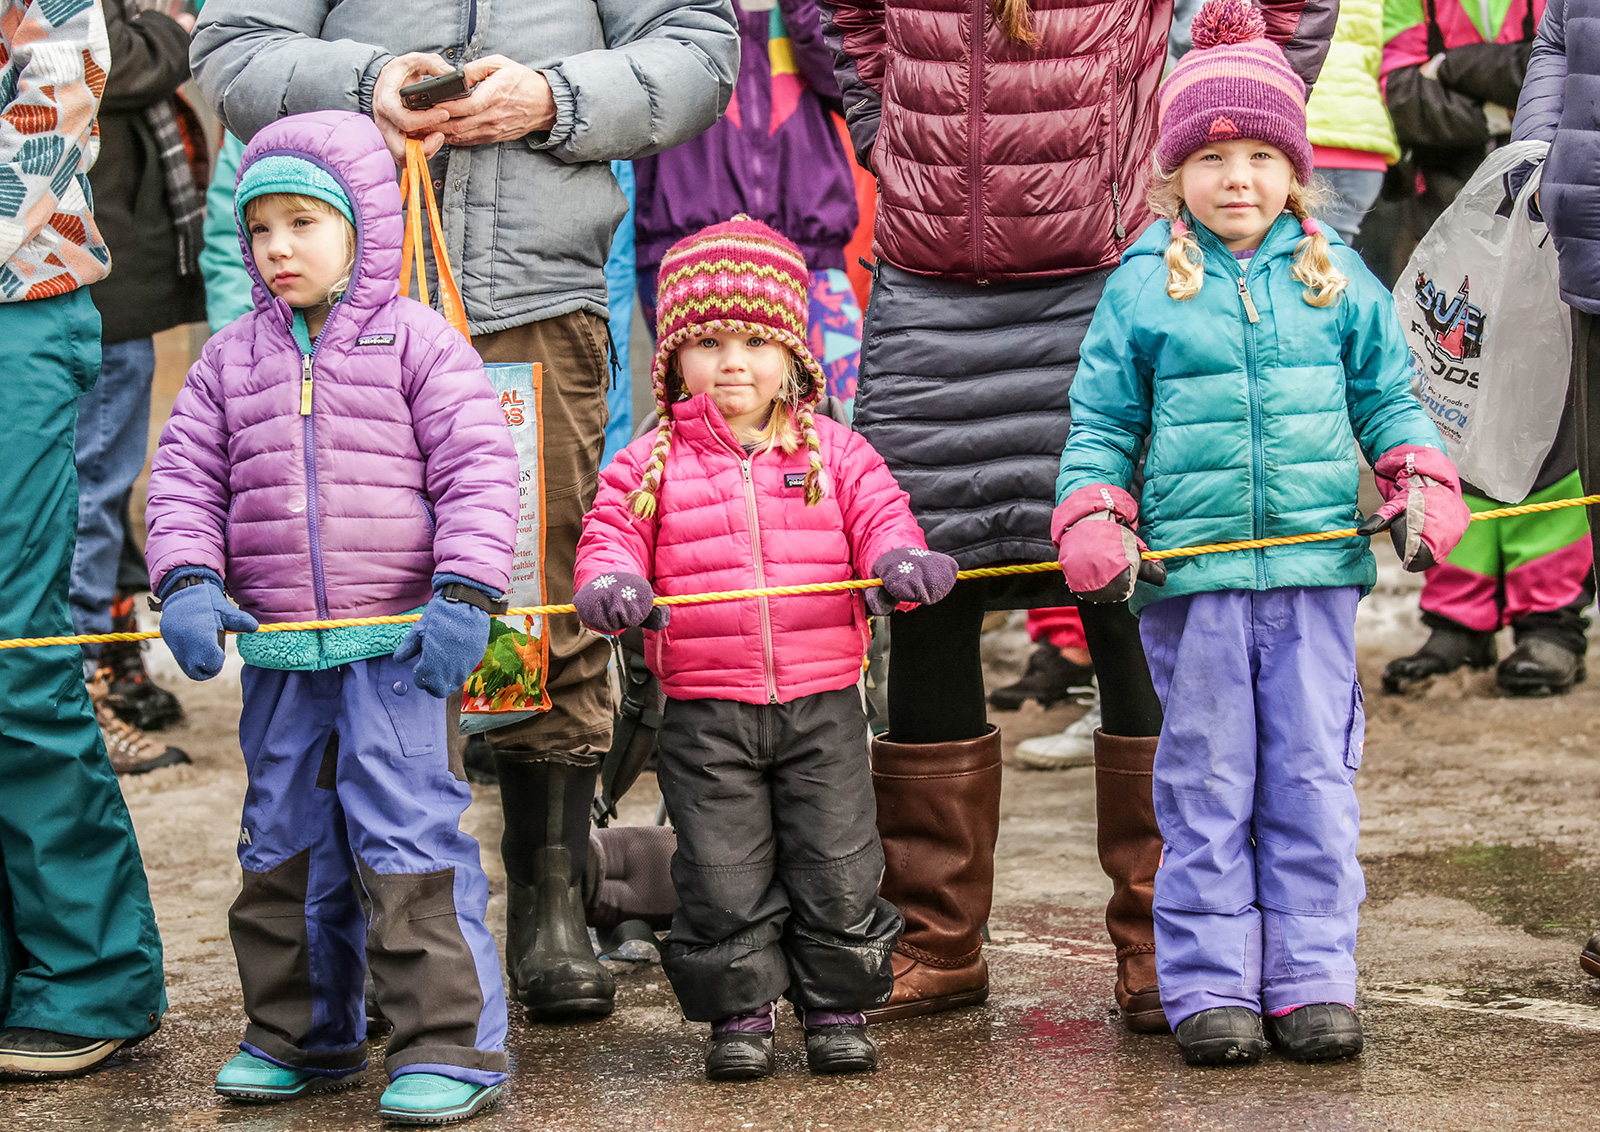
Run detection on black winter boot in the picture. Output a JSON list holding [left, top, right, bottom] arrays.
[[98, 592, 184, 731], [1174, 1007, 1268, 1067], [1581, 935, 1600, 979], [988, 643, 1095, 711], [1382, 621, 1497, 693], [1265, 1003, 1363, 1062], [1496, 636, 1586, 697], [498, 758, 616, 1021]]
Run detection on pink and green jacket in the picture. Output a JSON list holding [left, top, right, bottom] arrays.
[[0, 0, 113, 300]]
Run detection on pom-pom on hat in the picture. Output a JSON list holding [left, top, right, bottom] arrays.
[[649, 215, 824, 407], [1155, 0, 1313, 182]]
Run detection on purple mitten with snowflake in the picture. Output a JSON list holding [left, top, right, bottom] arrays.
[[866, 547, 959, 615], [574, 571, 670, 634]]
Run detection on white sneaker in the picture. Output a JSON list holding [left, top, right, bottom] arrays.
[[1013, 700, 1100, 769]]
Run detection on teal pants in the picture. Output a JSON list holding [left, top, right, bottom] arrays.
[[0, 291, 165, 1039]]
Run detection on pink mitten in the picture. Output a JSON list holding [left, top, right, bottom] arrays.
[[1359, 444, 1471, 571], [1051, 484, 1166, 603]]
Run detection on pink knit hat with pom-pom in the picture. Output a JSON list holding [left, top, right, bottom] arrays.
[[1155, 0, 1312, 181]]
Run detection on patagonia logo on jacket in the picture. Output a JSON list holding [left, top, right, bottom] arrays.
[[356, 334, 396, 347], [784, 472, 807, 489]]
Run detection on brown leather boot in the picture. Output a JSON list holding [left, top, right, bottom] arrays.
[[865, 726, 1002, 1022], [1095, 729, 1169, 1033]]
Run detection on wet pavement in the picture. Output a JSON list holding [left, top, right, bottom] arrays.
[[9, 561, 1600, 1129]]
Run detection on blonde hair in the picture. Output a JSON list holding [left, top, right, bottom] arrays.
[[1147, 158, 1348, 308], [625, 341, 829, 518], [990, 0, 1039, 44], [243, 192, 358, 305]]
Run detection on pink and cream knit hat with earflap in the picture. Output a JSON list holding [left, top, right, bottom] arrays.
[[629, 217, 829, 516], [1155, 0, 1313, 182]]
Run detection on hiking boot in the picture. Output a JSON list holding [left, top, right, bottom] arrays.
[[1496, 637, 1586, 697], [706, 1011, 776, 1082], [1012, 698, 1099, 770], [988, 644, 1095, 710], [378, 1073, 501, 1124], [1581, 935, 1600, 979], [801, 1011, 877, 1075], [90, 675, 190, 775], [1265, 1003, 1363, 1062], [0, 1027, 135, 1079], [1382, 622, 1497, 694], [98, 592, 183, 731], [1174, 1007, 1268, 1067], [215, 1052, 362, 1103]]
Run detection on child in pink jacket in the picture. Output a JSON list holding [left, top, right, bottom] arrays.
[[574, 218, 956, 1082]]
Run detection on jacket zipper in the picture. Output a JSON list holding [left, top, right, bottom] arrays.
[[1234, 260, 1267, 588], [300, 329, 330, 620], [1107, 0, 1144, 243], [968, 0, 987, 284], [739, 458, 780, 703]]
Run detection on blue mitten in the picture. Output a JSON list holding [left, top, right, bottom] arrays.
[[393, 576, 500, 699], [574, 571, 670, 634], [866, 547, 959, 616], [157, 568, 259, 680]]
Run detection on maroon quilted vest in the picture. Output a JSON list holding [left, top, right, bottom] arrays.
[[867, 0, 1175, 283]]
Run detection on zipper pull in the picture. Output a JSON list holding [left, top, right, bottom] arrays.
[[1111, 181, 1127, 240], [741, 460, 751, 481], [299, 355, 313, 415], [1237, 277, 1260, 324]]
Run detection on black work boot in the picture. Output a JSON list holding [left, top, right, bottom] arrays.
[[498, 758, 615, 1022], [1174, 1007, 1268, 1067], [801, 1010, 877, 1075], [1581, 936, 1600, 979], [1265, 1003, 1363, 1062], [98, 591, 184, 731], [1382, 621, 1497, 693], [988, 643, 1095, 711], [1496, 636, 1586, 697]]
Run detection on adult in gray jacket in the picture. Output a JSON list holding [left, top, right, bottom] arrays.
[[190, 0, 738, 1024]]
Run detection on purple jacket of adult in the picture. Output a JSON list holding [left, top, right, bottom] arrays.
[[144, 111, 519, 623], [632, 0, 858, 274], [1512, 0, 1600, 315]]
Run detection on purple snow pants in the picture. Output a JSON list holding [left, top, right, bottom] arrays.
[[1138, 587, 1366, 1025], [233, 656, 507, 1085]]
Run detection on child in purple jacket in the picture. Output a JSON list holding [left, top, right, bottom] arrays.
[[144, 111, 518, 1125]]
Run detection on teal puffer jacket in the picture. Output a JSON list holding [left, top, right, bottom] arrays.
[[1057, 213, 1443, 612]]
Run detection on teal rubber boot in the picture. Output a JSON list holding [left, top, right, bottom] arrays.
[[215, 1052, 362, 1103], [379, 1073, 502, 1125]]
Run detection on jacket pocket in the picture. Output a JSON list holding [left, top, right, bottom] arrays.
[[1343, 681, 1366, 772], [378, 656, 438, 758], [414, 491, 436, 536]]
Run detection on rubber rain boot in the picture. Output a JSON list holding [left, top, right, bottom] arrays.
[[1094, 729, 1168, 1034], [1382, 621, 1496, 693], [498, 758, 615, 1021], [865, 727, 1001, 1022]]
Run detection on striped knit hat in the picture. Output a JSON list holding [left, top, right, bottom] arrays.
[[1156, 0, 1312, 182], [629, 217, 828, 515]]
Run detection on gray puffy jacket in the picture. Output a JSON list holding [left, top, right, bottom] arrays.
[[191, 0, 738, 334]]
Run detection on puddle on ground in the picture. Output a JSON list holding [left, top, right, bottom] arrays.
[[1365, 842, 1600, 938]]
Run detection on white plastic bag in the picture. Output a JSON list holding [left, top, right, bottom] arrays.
[[1393, 140, 1570, 503]]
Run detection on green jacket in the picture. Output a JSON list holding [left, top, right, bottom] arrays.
[[1057, 214, 1442, 612], [1306, 0, 1401, 161]]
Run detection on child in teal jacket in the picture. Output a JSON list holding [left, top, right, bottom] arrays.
[[1055, 0, 1470, 1069]]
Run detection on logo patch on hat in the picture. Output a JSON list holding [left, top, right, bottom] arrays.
[[784, 472, 808, 489], [1208, 115, 1240, 140]]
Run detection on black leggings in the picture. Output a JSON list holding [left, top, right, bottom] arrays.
[[887, 579, 1162, 744]]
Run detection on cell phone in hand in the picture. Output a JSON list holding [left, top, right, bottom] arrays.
[[400, 69, 470, 112]]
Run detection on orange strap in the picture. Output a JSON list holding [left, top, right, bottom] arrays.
[[397, 139, 470, 339]]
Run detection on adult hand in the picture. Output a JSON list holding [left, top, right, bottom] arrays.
[[371, 52, 454, 163], [439, 55, 557, 147]]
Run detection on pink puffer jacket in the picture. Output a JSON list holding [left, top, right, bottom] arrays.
[[577, 394, 928, 704], [144, 111, 518, 622]]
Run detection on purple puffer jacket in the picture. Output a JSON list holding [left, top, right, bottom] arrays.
[[145, 111, 519, 622]]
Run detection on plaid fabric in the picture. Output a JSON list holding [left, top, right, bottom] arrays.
[[127, 0, 202, 276], [0, 0, 112, 300]]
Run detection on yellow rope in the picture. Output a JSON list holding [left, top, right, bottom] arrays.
[[8, 494, 1597, 651]]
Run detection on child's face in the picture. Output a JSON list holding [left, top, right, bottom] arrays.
[[247, 196, 353, 309], [1179, 140, 1294, 251], [676, 330, 790, 436]]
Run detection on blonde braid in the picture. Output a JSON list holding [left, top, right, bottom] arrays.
[[797, 400, 830, 507], [1287, 189, 1348, 308], [1164, 220, 1205, 301], [625, 364, 676, 518]]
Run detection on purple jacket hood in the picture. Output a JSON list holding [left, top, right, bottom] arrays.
[[145, 111, 519, 623]]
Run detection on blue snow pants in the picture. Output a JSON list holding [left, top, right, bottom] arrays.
[[233, 657, 507, 1085], [1138, 587, 1366, 1025]]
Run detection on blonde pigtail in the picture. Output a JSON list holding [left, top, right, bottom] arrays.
[[797, 401, 830, 507], [1287, 193, 1347, 308], [626, 365, 676, 517], [1164, 219, 1205, 301]]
